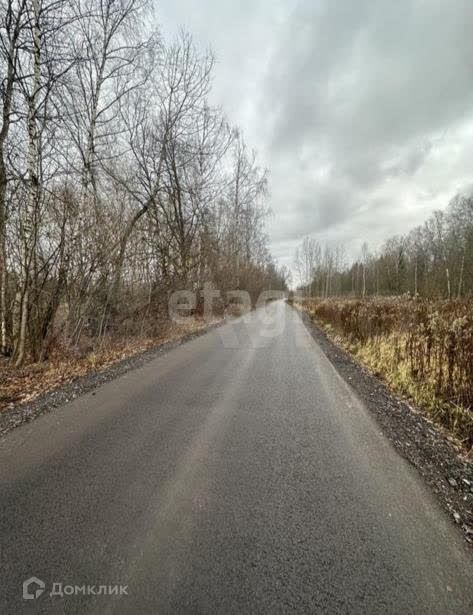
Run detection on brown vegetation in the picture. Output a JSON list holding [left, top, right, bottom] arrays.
[[0, 316, 214, 412], [295, 297, 473, 450]]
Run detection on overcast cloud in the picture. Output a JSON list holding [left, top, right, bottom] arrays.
[[158, 0, 473, 269]]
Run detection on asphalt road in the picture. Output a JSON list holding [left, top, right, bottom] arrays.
[[1, 301, 472, 614]]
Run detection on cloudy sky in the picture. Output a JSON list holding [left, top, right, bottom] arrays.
[[158, 0, 473, 269]]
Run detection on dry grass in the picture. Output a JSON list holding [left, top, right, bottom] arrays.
[[295, 297, 473, 450], [0, 318, 215, 412]]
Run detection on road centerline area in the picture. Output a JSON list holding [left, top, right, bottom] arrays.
[[1, 302, 472, 614]]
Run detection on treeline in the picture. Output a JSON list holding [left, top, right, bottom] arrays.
[[0, 0, 286, 366], [295, 194, 473, 298]]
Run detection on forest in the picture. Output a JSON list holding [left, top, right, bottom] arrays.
[[0, 0, 287, 371], [294, 194, 473, 299]]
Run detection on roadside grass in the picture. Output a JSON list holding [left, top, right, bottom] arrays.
[[294, 297, 473, 452], [0, 318, 215, 413]]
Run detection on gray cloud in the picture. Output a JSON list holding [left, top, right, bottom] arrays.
[[259, 0, 473, 264], [159, 0, 473, 267]]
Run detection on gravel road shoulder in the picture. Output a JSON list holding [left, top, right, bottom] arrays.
[[0, 321, 222, 439], [296, 307, 473, 547]]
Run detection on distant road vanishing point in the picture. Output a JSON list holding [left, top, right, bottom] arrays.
[[1, 301, 472, 614]]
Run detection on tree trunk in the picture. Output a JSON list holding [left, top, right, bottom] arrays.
[[0, 175, 7, 354], [0, 8, 22, 355], [457, 249, 465, 298], [15, 0, 41, 366], [15, 286, 29, 367], [445, 266, 451, 299], [414, 259, 418, 296]]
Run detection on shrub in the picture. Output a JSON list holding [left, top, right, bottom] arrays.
[[297, 297, 473, 448]]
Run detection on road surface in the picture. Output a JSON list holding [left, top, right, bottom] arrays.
[[1, 301, 472, 613]]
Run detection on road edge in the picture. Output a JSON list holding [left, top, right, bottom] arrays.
[[293, 303, 473, 548], [0, 320, 224, 439]]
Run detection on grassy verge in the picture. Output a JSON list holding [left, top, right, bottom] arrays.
[[294, 297, 473, 451], [0, 318, 217, 413]]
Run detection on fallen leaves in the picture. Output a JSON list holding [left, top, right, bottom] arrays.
[[0, 318, 214, 413]]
